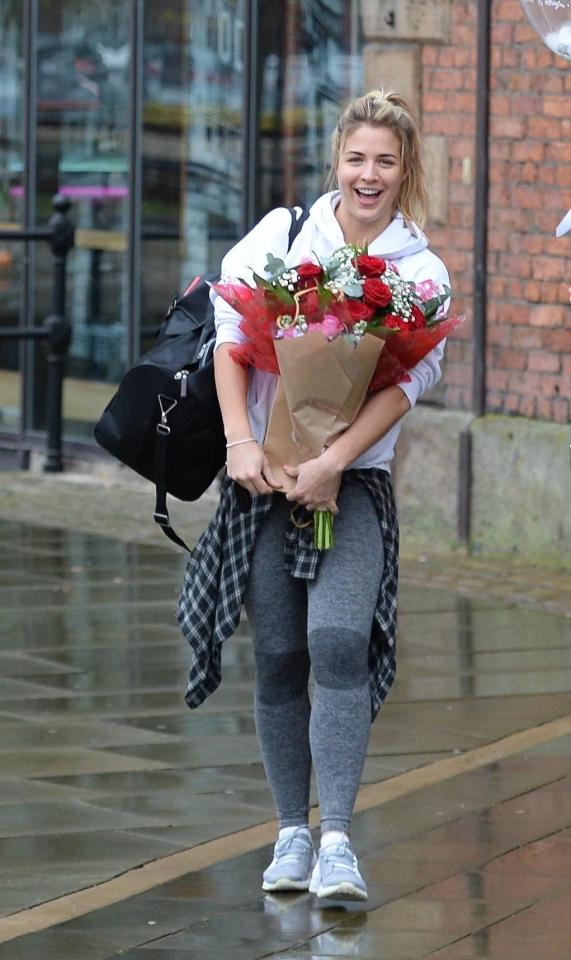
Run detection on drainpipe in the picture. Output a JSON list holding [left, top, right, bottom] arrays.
[[458, 0, 492, 545]]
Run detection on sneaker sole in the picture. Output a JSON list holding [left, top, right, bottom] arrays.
[[314, 881, 368, 901], [262, 877, 312, 892]]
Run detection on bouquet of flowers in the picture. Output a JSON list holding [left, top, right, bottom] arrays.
[[213, 245, 463, 548]]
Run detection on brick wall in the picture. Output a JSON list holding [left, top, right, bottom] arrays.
[[421, 0, 571, 423]]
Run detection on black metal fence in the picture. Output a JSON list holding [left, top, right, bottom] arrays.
[[0, 194, 75, 472]]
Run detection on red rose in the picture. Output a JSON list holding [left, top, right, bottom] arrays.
[[384, 314, 409, 332], [363, 278, 392, 309], [410, 304, 426, 330], [296, 261, 323, 286], [356, 254, 387, 278], [346, 299, 375, 323]]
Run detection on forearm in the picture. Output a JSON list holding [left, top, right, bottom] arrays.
[[322, 385, 411, 472], [213, 344, 252, 442]]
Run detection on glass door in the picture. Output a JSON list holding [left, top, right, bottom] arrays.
[[0, 0, 24, 434], [140, 0, 246, 352], [31, 0, 131, 439]]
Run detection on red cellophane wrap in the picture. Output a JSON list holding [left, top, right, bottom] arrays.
[[212, 281, 464, 393], [368, 313, 465, 391]]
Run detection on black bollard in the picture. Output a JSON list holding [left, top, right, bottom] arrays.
[[43, 195, 74, 473], [43, 315, 72, 473]]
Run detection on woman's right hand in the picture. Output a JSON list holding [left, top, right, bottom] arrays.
[[226, 441, 282, 496]]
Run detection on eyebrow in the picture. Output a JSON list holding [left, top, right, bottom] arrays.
[[344, 150, 399, 160]]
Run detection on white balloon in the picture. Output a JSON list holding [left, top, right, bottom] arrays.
[[520, 0, 571, 60], [556, 208, 571, 237]]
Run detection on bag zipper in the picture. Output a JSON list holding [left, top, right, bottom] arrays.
[[174, 369, 189, 398]]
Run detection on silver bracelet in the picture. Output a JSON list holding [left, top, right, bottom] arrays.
[[225, 437, 256, 449]]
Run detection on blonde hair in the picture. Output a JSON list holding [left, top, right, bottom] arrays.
[[327, 89, 429, 229]]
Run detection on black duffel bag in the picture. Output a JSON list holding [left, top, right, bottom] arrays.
[[94, 272, 225, 550]]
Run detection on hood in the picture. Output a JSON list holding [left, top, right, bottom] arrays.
[[309, 191, 428, 260]]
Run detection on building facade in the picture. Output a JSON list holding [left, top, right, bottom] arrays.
[[0, 0, 569, 476]]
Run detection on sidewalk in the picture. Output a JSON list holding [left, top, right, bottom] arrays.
[[0, 471, 570, 959]]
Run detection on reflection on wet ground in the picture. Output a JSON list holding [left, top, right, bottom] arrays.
[[1, 520, 571, 958]]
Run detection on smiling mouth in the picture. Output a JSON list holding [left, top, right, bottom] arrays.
[[355, 188, 382, 199]]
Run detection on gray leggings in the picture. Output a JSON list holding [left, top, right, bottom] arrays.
[[244, 480, 384, 834]]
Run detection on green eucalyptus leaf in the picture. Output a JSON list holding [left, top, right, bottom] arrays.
[[264, 253, 287, 278]]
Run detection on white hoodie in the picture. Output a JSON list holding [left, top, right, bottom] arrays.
[[212, 191, 451, 472]]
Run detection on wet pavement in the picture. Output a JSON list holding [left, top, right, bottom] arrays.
[[1, 495, 571, 958]]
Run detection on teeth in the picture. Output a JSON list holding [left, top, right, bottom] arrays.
[[357, 189, 380, 196]]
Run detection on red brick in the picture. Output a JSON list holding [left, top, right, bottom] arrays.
[[527, 116, 562, 139], [513, 21, 539, 43], [543, 97, 570, 118], [528, 352, 561, 373], [540, 282, 567, 304], [490, 116, 526, 139], [542, 375, 571, 398], [534, 74, 565, 96], [422, 46, 439, 67], [511, 186, 544, 210], [511, 141, 545, 163], [489, 141, 511, 162], [536, 397, 553, 420], [488, 369, 510, 390], [487, 324, 512, 346], [511, 326, 544, 349], [530, 258, 568, 282], [508, 370, 542, 393], [529, 305, 567, 327], [499, 254, 532, 279], [495, 348, 527, 370], [523, 281, 543, 302], [496, 0, 525, 20], [543, 329, 571, 352], [556, 167, 571, 188], [492, 21, 515, 44], [423, 91, 450, 114], [433, 70, 464, 92]]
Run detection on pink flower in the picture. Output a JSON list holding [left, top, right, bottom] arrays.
[[308, 313, 344, 340], [415, 279, 441, 301]]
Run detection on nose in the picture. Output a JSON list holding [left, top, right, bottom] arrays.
[[360, 161, 378, 182]]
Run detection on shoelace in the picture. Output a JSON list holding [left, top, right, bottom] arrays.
[[273, 831, 312, 864], [321, 844, 358, 873]]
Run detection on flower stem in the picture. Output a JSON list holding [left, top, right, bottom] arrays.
[[314, 509, 334, 550]]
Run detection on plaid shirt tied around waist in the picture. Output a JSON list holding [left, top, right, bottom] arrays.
[[177, 468, 399, 722]]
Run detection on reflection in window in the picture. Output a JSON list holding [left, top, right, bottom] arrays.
[[141, 0, 246, 346], [257, 0, 363, 218], [0, 0, 24, 432], [32, 0, 131, 437]]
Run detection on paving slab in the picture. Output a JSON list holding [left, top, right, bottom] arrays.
[[0, 476, 570, 958]]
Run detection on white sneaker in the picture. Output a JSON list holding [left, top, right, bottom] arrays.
[[309, 838, 368, 901], [262, 827, 316, 892]]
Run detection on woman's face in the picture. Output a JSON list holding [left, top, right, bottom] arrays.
[[335, 124, 406, 242]]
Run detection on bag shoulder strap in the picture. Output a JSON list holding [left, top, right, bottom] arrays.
[[286, 205, 309, 252]]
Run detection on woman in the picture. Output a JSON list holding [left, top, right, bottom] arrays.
[[178, 90, 450, 901]]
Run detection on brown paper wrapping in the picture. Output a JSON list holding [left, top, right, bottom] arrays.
[[263, 331, 385, 493]]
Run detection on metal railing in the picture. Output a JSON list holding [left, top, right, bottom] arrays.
[[0, 194, 75, 472]]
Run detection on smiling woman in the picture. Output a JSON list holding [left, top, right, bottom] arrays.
[[179, 88, 453, 904]]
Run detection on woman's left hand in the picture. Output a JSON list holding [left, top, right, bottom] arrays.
[[283, 452, 341, 514]]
